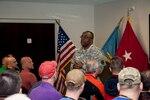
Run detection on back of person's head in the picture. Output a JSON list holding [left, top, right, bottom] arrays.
[[0, 70, 22, 97], [20, 56, 28, 65], [140, 70, 150, 100], [2, 56, 8, 66], [86, 59, 103, 75], [141, 70, 150, 91], [110, 56, 124, 74], [1, 54, 14, 67], [5, 93, 31, 100], [7, 54, 13, 57], [65, 69, 86, 91], [39, 61, 57, 81], [118, 67, 142, 90]]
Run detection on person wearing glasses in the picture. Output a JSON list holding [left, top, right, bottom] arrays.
[[71, 31, 106, 73]]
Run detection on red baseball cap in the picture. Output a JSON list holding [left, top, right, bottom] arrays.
[[39, 61, 57, 79]]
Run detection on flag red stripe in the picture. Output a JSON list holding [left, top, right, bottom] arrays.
[[56, 76, 63, 92], [59, 48, 75, 66], [57, 54, 60, 63], [60, 46, 76, 61], [56, 70, 65, 94], [58, 53, 74, 72], [60, 41, 74, 54]]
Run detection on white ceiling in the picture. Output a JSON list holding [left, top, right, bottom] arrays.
[[0, 0, 119, 5]]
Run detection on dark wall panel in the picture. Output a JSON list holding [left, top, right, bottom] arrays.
[[0, 23, 55, 80]]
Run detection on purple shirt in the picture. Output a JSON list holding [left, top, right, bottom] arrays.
[[29, 82, 62, 100]]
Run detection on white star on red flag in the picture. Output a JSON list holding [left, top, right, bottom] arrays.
[[123, 50, 132, 62]]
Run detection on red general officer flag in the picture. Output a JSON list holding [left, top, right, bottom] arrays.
[[115, 18, 148, 71]]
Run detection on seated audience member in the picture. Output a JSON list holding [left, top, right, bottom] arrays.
[[104, 56, 124, 100], [5, 93, 30, 100], [139, 70, 150, 100], [80, 59, 104, 100], [60, 69, 86, 100], [27, 80, 42, 95], [29, 61, 62, 100], [0, 56, 8, 72], [0, 70, 22, 99], [20, 56, 37, 94], [0, 54, 14, 72], [113, 67, 143, 100], [6, 56, 20, 72]]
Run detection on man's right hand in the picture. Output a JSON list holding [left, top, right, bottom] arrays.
[[73, 62, 83, 69]]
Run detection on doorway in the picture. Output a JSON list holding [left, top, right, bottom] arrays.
[[0, 23, 55, 80]]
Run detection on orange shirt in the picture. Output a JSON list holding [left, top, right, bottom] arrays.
[[85, 74, 105, 97]]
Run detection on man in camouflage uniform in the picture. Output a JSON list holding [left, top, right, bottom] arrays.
[[71, 31, 106, 72]]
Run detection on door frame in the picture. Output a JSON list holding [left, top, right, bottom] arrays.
[[0, 18, 59, 60]]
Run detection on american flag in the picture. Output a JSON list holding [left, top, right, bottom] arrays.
[[56, 26, 76, 94]]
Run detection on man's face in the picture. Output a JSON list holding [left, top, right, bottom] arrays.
[[25, 57, 34, 70], [80, 32, 93, 48], [10, 57, 18, 69]]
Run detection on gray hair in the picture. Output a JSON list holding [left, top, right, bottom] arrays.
[[86, 60, 102, 73]]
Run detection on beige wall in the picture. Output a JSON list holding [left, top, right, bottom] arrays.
[[95, 0, 149, 58], [0, 1, 94, 49], [0, 0, 149, 59]]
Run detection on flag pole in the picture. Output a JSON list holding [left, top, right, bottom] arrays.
[[55, 19, 61, 27], [127, 8, 130, 18], [118, 17, 124, 26]]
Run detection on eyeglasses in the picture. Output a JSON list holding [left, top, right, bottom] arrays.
[[13, 61, 17, 63], [80, 35, 92, 39]]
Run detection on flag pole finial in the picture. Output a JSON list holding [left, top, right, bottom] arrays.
[[127, 6, 135, 19]]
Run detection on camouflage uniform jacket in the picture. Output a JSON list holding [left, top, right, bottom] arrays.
[[71, 45, 105, 72]]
